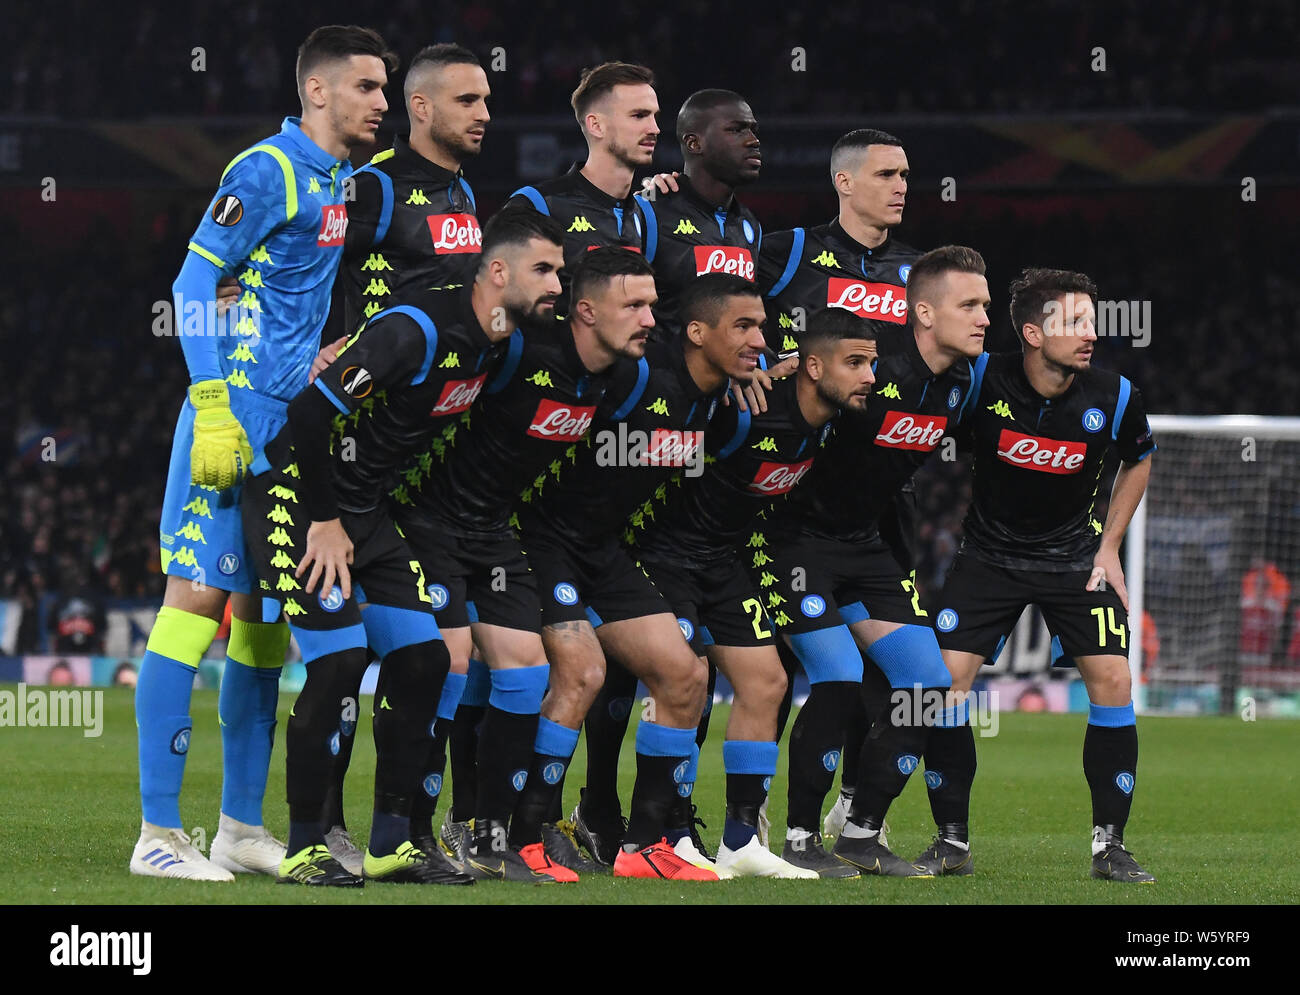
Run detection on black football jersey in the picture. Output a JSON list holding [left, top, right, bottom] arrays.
[[958, 353, 1156, 571], [633, 375, 833, 568], [635, 174, 762, 337], [757, 219, 919, 358], [337, 136, 480, 333]]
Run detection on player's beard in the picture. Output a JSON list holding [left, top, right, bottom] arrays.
[[607, 134, 651, 171], [817, 378, 870, 412], [332, 104, 375, 151], [428, 119, 482, 162]]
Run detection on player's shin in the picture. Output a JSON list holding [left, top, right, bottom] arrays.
[[721, 740, 780, 850], [580, 659, 638, 819], [509, 717, 580, 848], [448, 658, 489, 821], [409, 671, 466, 841], [369, 638, 450, 857], [285, 646, 372, 855], [219, 616, 288, 826], [922, 698, 977, 843], [472, 664, 548, 853], [625, 722, 697, 848], [1084, 702, 1138, 845], [137, 607, 219, 828]]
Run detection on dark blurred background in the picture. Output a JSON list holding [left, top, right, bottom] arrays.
[[2, 0, 1298, 660]]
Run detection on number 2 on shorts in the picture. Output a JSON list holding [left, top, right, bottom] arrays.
[[741, 597, 772, 640]]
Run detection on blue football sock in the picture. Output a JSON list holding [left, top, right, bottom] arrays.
[[219, 617, 287, 825]]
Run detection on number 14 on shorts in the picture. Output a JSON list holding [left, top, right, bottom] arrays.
[[1090, 605, 1127, 650]]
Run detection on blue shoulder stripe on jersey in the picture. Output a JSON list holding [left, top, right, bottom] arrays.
[[1112, 376, 1132, 441], [612, 205, 624, 236], [755, 219, 763, 254], [958, 352, 990, 423], [460, 177, 477, 211], [718, 404, 752, 459], [381, 305, 440, 386], [635, 195, 658, 262], [315, 379, 350, 414], [486, 329, 525, 393], [612, 358, 650, 419], [356, 165, 395, 247], [511, 186, 549, 215], [758, 353, 768, 371], [767, 228, 805, 297]]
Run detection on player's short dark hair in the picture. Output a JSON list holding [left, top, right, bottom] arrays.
[[478, 206, 564, 270], [679, 273, 762, 327], [676, 88, 748, 145], [1008, 267, 1098, 346], [829, 128, 903, 179], [571, 62, 656, 122], [570, 247, 656, 303], [801, 308, 878, 354], [907, 246, 987, 308], [404, 43, 481, 100], [296, 25, 397, 100]]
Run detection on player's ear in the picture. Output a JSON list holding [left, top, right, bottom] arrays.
[[584, 111, 604, 141], [684, 319, 706, 347], [832, 170, 852, 198], [573, 296, 598, 327], [803, 350, 823, 382], [912, 300, 932, 329], [408, 92, 427, 124], [302, 73, 329, 112], [1022, 322, 1043, 349]]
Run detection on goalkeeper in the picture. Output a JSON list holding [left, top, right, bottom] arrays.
[[132, 25, 395, 881]]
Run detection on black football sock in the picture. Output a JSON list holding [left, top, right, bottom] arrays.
[[774, 638, 801, 743], [1084, 703, 1139, 835], [581, 659, 638, 818], [922, 700, 977, 842], [472, 664, 548, 849], [285, 646, 371, 855], [509, 718, 580, 848], [786, 680, 857, 831], [847, 685, 931, 830], [695, 659, 718, 747], [625, 722, 696, 849], [448, 703, 484, 822], [408, 670, 466, 840]]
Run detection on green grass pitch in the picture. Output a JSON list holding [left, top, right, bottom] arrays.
[[4, 686, 1298, 905]]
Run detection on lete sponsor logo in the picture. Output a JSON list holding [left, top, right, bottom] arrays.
[[875, 411, 948, 451], [748, 458, 815, 495], [996, 429, 1087, 473], [826, 277, 908, 323], [693, 245, 755, 281], [527, 398, 596, 441], [427, 213, 483, 253], [430, 374, 487, 415], [317, 204, 348, 246]]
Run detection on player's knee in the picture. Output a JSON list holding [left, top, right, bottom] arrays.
[[651, 651, 707, 717], [570, 653, 607, 701], [745, 661, 787, 711], [1092, 664, 1132, 705]]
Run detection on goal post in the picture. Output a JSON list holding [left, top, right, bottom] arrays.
[[1127, 415, 1300, 717]]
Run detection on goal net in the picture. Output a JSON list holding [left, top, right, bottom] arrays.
[[1127, 416, 1300, 717]]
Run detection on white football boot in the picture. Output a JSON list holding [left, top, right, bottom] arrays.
[[210, 814, 287, 875], [130, 823, 234, 881], [715, 836, 819, 879]]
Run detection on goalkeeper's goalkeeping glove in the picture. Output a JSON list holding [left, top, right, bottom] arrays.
[[188, 380, 253, 489]]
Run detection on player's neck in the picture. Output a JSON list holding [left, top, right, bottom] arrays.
[[683, 346, 728, 396], [795, 374, 836, 429], [470, 281, 507, 341], [581, 151, 634, 201], [409, 130, 462, 174], [569, 320, 619, 375], [1024, 351, 1075, 398], [298, 114, 350, 162], [682, 165, 734, 208], [837, 210, 890, 250], [913, 327, 959, 375]]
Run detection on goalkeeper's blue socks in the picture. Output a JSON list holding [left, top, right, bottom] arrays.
[[136, 607, 219, 828], [219, 617, 287, 826]]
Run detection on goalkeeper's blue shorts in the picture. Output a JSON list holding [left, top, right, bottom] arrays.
[[159, 389, 288, 596]]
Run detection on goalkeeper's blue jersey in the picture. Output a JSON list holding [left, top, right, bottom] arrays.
[[184, 117, 353, 406]]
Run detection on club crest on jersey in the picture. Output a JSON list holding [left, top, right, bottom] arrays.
[[211, 195, 243, 226], [553, 582, 579, 606], [749, 458, 815, 495], [427, 213, 483, 253], [742, 219, 755, 243], [427, 584, 449, 610], [801, 595, 827, 618], [341, 366, 373, 398], [898, 263, 912, 283], [430, 374, 486, 415], [875, 412, 947, 451], [527, 399, 596, 442], [947, 386, 962, 409], [996, 429, 1087, 474], [319, 585, 345, 612], [1082, 407, 1107, 433], [827, 278, 908, 323], [693, 245, 755, 281], [317, 204, 348, 246], [936, 608, 959, 632]]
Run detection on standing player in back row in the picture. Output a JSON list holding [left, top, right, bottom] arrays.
[[133, 25, 395, 881], [931, 267, 1156, 882], [317, 40, 491, 876]]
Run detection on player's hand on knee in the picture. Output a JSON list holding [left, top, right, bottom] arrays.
[[1087, 547, 1128, 612], [188, 380, 253, 490], [309, 335, 349, 383], [298, 519, 354, 600]]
